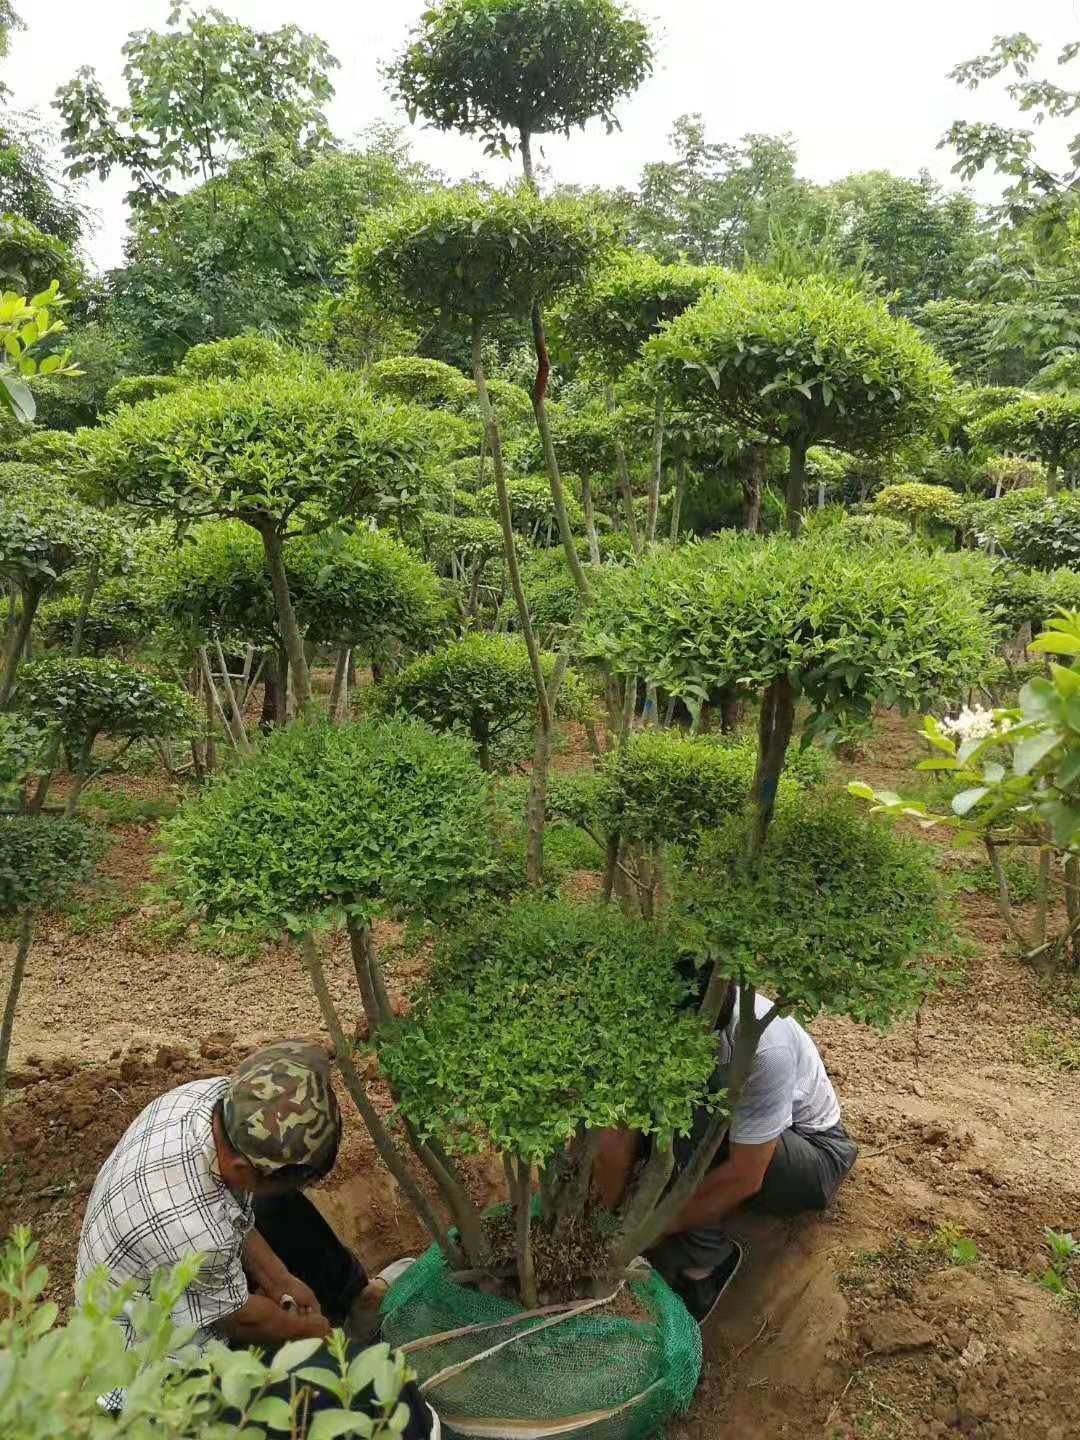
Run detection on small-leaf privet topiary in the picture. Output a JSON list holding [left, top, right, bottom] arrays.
[[88, 370, 462, 712], [15, 657, 195, 815], [175, 333, 295, 383], [972, 392, 1080, 496], [0, 479, 125, 702], [375, 633, 590, 770], [873, 480, 964, 534], [385, 0, 653, 174], [579, 530, 995, 855], [645, 271, 953, 536], [163, 716, 495, 1261], [1006, 490, 1080, 572], [350, 185, 616, 882], [103, 374, 182, 410], [368, 356, 475, 410]]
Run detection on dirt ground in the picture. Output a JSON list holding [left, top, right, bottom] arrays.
[[2, 712, 1078, 1440]]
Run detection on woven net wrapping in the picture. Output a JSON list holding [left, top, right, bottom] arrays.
[[381, 1243, 702, 1440]]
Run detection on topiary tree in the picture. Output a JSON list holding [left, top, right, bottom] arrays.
[[350, 185, 615, 880], [87, 371, 463, 713], [175, 333, 295, 383], [1007, 491, 1080, 571], [554, 253, 720, 545], [374, 633, 590, 770], [972, 393, 1080, 496], [1031, 350, 1080, 396], [35, 581, 153, 656], [479, 473, 586, 543], [0, 815, 99, 1102], [0, 479, 124, 702], [645, 271, 953, 536], [368, 355, 475, 410], [511, 404, 618, 560], [873, 480, 964, 537], [103, 374, 182, 410], [579, 530, 995, 857], [385, 0, 653, 180], [162, 716, 496, 1263], [14, 657, 195, 815]]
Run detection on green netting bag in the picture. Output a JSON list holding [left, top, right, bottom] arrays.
[[381, 1244, 702, 1440]]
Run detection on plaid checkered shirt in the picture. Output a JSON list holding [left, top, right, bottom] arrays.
[[76, 1077, 254, 1376]]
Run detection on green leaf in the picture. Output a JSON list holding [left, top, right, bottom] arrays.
[[307, 1412, 370, 1440], [271, 1337, 324, 1374], [1031, 631, 1080, 656], [1014, 731, 1061, 777], [247, 1395, 295, 1431], [951, 786, 989, 817]]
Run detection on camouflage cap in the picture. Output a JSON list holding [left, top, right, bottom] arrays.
[[222, 1040, 342, 1175]]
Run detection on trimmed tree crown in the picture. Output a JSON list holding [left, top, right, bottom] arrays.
[[15, 657, 196, 744], [385, 0, 653, 152], [348, 185, 617, 328], [645, 271, 953, 455], [971, 393, 1080, 468]]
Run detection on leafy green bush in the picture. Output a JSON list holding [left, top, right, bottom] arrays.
[[176, 333, 295, 383], [368, 355, 475, 409], [579, 531, 995, 728], [0, 714, 52, 805], [1008, 491, 1080, 571], [374, 634, 590, 768], [972, 393, 1080, 492], [0, 816, 100, 913], [417, 512, 507, 571], [162, 718, 494, 933], [378, 897, 714, 1162], [0, 1228, 414, 1440], [15, 658, 195, 749], [960, 485, 1046, 550], [154, 521, 449, 655], [36, 581, 154, 655], [835, 513, 913, 547], [677, 793, 946, 1024], [874, 480, 963, 530], [479, 474, 585, 539], [103, 374, 182, 410]]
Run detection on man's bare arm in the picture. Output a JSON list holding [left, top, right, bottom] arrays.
[[215, 1293, 330, 1347], [664, 1140, 777, 1234]]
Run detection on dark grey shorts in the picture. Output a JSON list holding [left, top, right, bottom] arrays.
[[646, 1121, 858, 1279]]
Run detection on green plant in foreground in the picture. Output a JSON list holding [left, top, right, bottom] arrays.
[[1021, 1025, 1080, 1074], [1040, 1228, 1080, 1309], [0, 1226, 414, 1439], [929, 1222, 978, 1265]]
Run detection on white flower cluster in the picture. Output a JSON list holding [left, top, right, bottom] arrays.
[[940, 705, 1000, 744]]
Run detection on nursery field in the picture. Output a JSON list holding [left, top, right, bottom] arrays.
[[2, 712, 1078, 1440]]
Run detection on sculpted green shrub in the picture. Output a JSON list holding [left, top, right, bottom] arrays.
[[368, 355, 475, 409], [1008, 492, 1080, 571], [35, 581, 154, 655], [375, 633, 590, 769], [972, 393, 1080, 495], [837, 513, 914, 547], [873, 480, 963, 532], [479, 473, 586, 540], [103, 374, 182, 410], [176, 333, 295, 383], [646, 272, 952, 535], [580, 531, 995, 854]]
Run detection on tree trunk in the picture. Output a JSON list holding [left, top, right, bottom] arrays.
[[786, 437, 808, 538], [472, 323, 553, 887], [670, 459, 686, 543], [299, 933, 460, 1263], [606, 384, 642, 554], [0, 582, 43, 705], [749, 676, 795, 862], [530, 306, 591, 605], [329, 646, 351, 723], [70, 556, 100, 660], [739, 448, 763, 534], [646, 391, 664, 545], [0, 910, 32, 1107], [509, 1154, 538, 1308], [255, 520, 312, 717], [1046, 459, 1061, 497], [580, 475, 601, 564]]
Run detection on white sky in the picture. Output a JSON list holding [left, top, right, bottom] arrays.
[[10, 0, 1080, 271]]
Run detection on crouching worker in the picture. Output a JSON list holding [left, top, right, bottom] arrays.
[[596, 982, 858, 1324], [76, 1040, 434, 1435]]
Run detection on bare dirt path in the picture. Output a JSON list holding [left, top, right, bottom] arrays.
[[2, 714, 1078, 1439]]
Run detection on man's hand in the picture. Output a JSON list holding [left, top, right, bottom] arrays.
[[268, 1273, 322, 1317], [217, 1293, 330, 1347]]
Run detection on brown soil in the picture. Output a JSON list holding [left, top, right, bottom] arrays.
[[2, 709, 1079, 1439]]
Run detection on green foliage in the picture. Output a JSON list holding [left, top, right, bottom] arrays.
[[162, 718, 494, 933], [645, 271, 953, 458], [0, 1228, 414, 1439], [1022, 1027, 1080, 1075], [368, 355, 474, 409], [376, 634, 588, 761], [955, 852, 1041, 903], [418, 512, 506, 571], [555, 252, 720, 378], [0, 713, 51, 804], [479, 473, 586, 538], [176, 334, 295, 384], [0, 484, 122, 591], [835, 513, 913, 548], [514, 545, 579, 633], [14, 658, 196, 746], [89, 370, 460, 528], [385, 0, 653, 157], [377, 897, 714, 1162], [7, 429, 83, 470], [511, 404, 617, 477], [28, 322, 128, 432], [914, 297, 1015, 385], [0, 282, 81, 426], [36, 583, 153, 655], [154, 521, 449, 654], [960, 485, 1047, 550], [852, 611, 1080, 851], [873, 481, 963, 529], [676, 793, 946, 1024], [972, 394, 1080, 474], [1031, 350, 1080, 394], [0, 214, 82, 297], [56, 8, 338, 209], [103, 374, 182, 410], [579, 531, 995, 732], [349, 185, 616, 328], [1008, 491, 1080, 570], [0, 817, 99, 914]]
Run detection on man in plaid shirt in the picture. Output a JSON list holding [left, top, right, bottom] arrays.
[[75, 1040, 435, 1435]]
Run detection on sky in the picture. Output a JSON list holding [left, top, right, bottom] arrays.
[[9, 0, 1080, 272]]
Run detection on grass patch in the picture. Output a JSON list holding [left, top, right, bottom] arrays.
[[56, 879, 139, 935], [950, 851, 1042, 904], [81, 784, 177, 827], [1021, 1025, 1080, 1073]]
